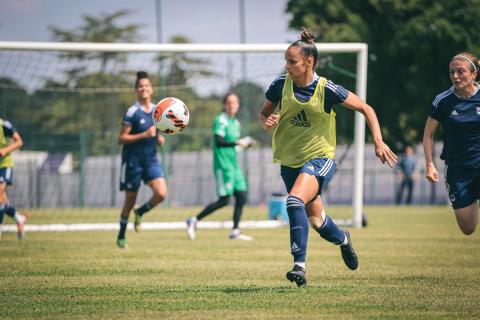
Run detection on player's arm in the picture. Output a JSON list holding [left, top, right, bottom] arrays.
[[117, 124, 156, 145], [0, 131, 23, 157], [422, 117, 439, 182], [215, 135, 237, 147], [341, 91, 397, 168], [259, 99, 280, 131]]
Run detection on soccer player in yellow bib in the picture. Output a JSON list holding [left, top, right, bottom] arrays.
[[259, 29, 397, 287], [0, 118, 27, 240]]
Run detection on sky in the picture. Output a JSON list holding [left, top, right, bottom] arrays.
[[0, 0, 298, 44]]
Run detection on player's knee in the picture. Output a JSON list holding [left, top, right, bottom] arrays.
[[308, 215, 324, 229], [218, 196, 230, 207], [153, 189, 167, 203], [234, 191, 247, 207]]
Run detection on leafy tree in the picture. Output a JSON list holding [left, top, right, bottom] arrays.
[[49, 10, 140, 75], [157, 35, 216, 96], [286, 0, 480, 148], [0, 77, 30, 132], [44, 10, 143, 154]]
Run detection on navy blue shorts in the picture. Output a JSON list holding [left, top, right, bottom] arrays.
[[280, 157, 336, 195], [0, 167, 13, 185], [120, 158, 164, 192], [445, 165, 480, 209]]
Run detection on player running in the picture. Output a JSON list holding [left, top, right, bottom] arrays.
[[423, 52, 480, 235], [0, 118, 27, 240], [259, 29, 397, 286], [116, 71, 167, 249], [186, 93, 254, 241]]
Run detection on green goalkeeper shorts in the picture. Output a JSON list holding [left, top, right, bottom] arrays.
[[214, 166, 247, 197]]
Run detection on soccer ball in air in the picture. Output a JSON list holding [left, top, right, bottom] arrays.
[[153, 97, 190, 135]]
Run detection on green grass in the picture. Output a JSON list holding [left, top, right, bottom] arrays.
[[1, 206, 479, 319]]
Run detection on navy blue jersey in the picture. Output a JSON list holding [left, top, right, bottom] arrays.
[[2, 120, 16, 138], [265, 73, 349, 113], [430, 86, 480, 168], [121, 101, 157, 161]]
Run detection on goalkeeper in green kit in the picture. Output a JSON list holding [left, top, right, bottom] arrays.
[[186, 93, 254, 241]]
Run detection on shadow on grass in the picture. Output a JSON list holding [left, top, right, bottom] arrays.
[[161, 285, 303, 295]]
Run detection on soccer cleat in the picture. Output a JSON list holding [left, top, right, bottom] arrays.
[[17, 214, 27, 240], [116, 238, 128, 249], [133, 209, 142, 233], [340, 230, 358, 270], [186, 217, 197, 240], [286, 264, 307, 287], [229, 233, 253, 241]]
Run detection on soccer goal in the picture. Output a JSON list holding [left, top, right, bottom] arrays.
[[0, 41, 368, 230]]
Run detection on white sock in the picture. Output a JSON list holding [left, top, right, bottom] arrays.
[[231, 228, 240, 236], [13, 212, 23, 224], [294, 262, 306, 269]]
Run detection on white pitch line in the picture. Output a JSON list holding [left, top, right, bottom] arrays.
[[0, 219, 353, 233], [0, 220, 289, 232]]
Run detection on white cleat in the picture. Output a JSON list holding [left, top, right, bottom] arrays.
[[229, 229, 253, 241], [186, 217, 197, 240]]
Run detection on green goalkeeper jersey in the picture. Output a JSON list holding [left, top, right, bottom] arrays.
[[212, 112, 241, 170]]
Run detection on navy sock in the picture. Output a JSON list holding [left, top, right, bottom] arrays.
[[233, 191, 247, 229], [0, 204, 5, 224], [135, 202, 152, 216], [197, 196, 229, 221], [118, 216, 128, 240], [316, 215, 346, 245], [286, 195, 309, 263]]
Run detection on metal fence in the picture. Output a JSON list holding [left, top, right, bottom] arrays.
[[10, 143, 448, 209]]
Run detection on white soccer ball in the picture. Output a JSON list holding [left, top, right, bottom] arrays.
[[152, 97, 190, 135]]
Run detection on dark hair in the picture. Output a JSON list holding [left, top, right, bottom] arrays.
[[223, 92, 237, 104], [135, 71, 149, 88], [289, 28, 318, 71], [451, 52, 479, 80]]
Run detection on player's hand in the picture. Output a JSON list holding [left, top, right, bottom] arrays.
[[425, 163, 439, 182], [374, 141, 398, 168], [237, 136, 256, 149], [157, 134, 165, 146], [144, 126, 157, 138], [263, 114, 280, 130]]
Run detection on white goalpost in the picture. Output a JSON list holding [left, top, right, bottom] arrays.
[[0, 41, 368, 230]]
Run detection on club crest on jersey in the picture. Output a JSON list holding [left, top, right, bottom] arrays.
[[476, 106, 480, 115], [290, 110, 311, 127]]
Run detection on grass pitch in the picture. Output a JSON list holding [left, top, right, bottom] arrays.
[[0, 206, 479, 319]]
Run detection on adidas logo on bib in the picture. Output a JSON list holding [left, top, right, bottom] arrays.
[[290, 110, 311, 127]]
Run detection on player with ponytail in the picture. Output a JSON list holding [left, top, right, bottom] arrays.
[[259, 29, 397, 286]]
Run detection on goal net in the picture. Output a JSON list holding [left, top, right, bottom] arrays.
[[0, 41, 368, 232]]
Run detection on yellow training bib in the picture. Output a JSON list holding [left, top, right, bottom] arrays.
[[0, 118, 14, 168], [272, 74, 336, 167]]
